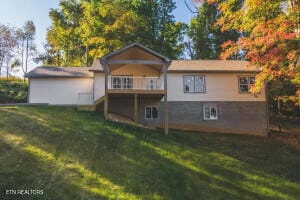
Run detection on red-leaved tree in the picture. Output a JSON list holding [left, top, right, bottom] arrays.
[[196, 0, 300, 103]]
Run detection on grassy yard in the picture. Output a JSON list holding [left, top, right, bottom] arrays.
[[0, 106, 299, 200]]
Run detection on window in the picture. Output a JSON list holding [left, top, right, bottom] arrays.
[[239, 76, 255, 93], [184, 75, 205, 93], [111, 76, 133, 89], [145, 106, 158, 119], [203, 105, 218, 120]]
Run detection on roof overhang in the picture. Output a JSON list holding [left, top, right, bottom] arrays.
[[99, 43, 171, 73], [167, 70, 260, 73]]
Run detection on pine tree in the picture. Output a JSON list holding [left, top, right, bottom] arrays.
[[188, 1, 240, 59]]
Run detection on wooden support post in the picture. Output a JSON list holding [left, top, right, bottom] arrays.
[[164, 96, 168, 135], [104, 94, 108, 120], [103, 61, 109, 120], [163, 63, 168, 135], [134, 94, 138, 123]]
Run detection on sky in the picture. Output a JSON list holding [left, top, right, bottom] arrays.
[[0, 0, 195, 75]]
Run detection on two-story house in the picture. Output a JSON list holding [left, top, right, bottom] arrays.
[[25, 43, 268, 136]]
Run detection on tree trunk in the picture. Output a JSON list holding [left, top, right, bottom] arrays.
[[0, 58, 3, 78], [25, 39, 29, 74], [24, 39, 29, 82], [6, 60, 9, 80], [57, 51, 60, 66], [85, 45, 89, 67], [21, 39, 24, 73]]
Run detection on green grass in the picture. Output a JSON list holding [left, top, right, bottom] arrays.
[[0, 78, 28, 103], [0, 106, 299, 200]]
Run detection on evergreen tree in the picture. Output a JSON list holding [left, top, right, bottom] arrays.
[[133, 0, 187, 59], [188, 1, 240, 59]]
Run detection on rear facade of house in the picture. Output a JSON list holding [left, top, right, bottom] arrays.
[[26, 43, 268, 136]]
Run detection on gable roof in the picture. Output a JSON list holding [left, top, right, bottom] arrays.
[[100, 42, 171, 63], [25, 66, 93, 78], [168, 60, 259, 73], [89, 59, 104, 72]]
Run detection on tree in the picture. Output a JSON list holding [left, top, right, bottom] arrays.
[[208, 0, 300, 102], [48, 0, 84, 66], [188, 1, 240, 59], [44, 0, 187, 66], [15, 21, 37, 76], [36, 43, 62, 66], [23, 21, 37, 75], [79, 0, 141, 61], [133, 0, 187, 59], [0, 24, 17, 77]]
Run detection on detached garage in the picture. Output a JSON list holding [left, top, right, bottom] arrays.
[[25, 67, 94, 105]]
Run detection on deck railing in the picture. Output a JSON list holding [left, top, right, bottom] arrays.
[[108, 76, 163, 90]]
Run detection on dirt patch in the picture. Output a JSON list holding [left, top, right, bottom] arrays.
[[269, 131, 300, 149]]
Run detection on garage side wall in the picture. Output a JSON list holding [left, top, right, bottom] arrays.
[[29, 78, 93, 105]]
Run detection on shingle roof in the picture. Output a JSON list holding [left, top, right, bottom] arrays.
[[26, 60, 259, 78], [89, 60, 104, 72], [168, 60, 259, 72], [25, 66, 93, 78], [89, 59, 259, 73]]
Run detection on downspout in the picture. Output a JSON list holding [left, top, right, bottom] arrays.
[[92, 72, 95, 103], [27, 78, 30, 103]]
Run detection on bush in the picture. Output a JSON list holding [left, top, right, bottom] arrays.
[[0, 77, 28, 103]]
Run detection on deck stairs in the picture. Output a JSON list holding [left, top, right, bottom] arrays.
[[77, 96, 105, 111]]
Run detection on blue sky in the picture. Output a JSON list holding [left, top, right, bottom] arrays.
[[0, 0, 195, 53]]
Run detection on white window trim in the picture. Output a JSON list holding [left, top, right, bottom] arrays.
[[183, 75, 206, 93], [203, 105, 218, 120], [145, 106, 159, 120]]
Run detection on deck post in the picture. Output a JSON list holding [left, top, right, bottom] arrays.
[[103, 61, 109, 120], [134, 94, 138, 123], [163, 62, 168, 135]]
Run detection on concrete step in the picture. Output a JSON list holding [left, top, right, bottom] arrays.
[[77, 104, 96, 111]]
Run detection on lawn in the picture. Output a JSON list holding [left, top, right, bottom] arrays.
[[0, 106, 299, 200]]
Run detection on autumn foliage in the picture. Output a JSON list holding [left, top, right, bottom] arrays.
[[198, 0, 299, 103]]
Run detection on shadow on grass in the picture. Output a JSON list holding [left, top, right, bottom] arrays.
[[0, 106, 299, 200], [0, 135, 109, 200]]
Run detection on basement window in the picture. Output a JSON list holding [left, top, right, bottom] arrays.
[[145, 106, 159, 119], [203, 105, 218, 120]]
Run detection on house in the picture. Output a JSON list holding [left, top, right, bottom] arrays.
[[25, 43, 268, 136]]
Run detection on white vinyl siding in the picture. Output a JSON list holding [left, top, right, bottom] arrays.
[[94, 73, 105, 101], [29, 78, 93, 105], [167, 73, 265, 102]]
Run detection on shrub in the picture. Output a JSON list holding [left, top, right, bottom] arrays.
[[0, 78, 28, 103]]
